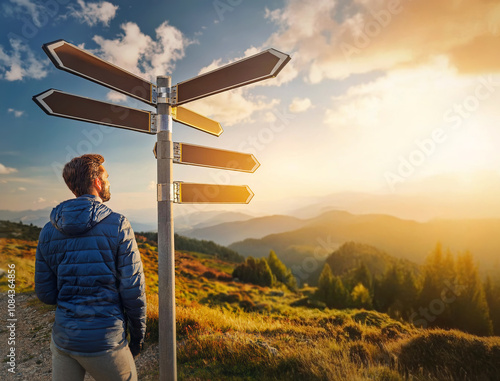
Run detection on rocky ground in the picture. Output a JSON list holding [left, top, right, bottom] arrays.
[[0, 292, 160, 381]]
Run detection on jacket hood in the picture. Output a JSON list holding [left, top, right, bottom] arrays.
[[50, 195, 113, 236]]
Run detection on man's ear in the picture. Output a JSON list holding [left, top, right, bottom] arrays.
[[93, 176, 102, 192]]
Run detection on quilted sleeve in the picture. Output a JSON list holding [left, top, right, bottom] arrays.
[[116, 216, 147, 345], [35, 226, 58, 305]]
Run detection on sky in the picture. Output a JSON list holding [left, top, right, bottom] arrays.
[[1, 0, 500, 224]]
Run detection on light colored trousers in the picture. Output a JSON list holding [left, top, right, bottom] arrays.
[[50, 339, 138, 381]]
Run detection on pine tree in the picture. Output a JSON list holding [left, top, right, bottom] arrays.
[[257, 258, 273, 287], [233, 256, 273, 287], [316, 263, 334, 303], [267, 250, 297, 290], [374, 264, 400, 312], [351, 283, 372, 309], [452, 251, 493, 336], [484, 275, 500, 335], [399, 267, 420, 320], [418, 243, 454, 328], [352, 262, 373, 292]]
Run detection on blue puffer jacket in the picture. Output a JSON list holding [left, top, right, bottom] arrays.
[[35, 195, 147, 355]]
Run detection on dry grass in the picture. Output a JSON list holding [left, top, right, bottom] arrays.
[[4, 238, 500, 380]]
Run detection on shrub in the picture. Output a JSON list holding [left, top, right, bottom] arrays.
[[398, 329, 500, 380]]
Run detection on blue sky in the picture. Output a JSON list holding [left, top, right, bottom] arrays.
[[1, 0, 500, 222]]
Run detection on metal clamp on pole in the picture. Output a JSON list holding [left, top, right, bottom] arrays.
[[173, 181, 180, 203], [156, 113, 173, 132], [150, 114, 158, 134], [157, 183, 175, 202], [157, 86, 177, 105]]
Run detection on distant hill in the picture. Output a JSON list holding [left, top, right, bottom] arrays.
[[0, 207, 52, 227], [229, 210, 500, 281], [0, 220, 42, 241], [174, 210, 255, 232], [179, 211, 254, 231], [182, 215, 306, 246], [308, 241, 420, 286]]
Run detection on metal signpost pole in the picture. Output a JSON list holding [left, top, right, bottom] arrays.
[[156, 75, 177, 381], [34, 39, 290, 381]]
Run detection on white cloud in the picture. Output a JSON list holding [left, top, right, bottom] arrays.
[[0, 163, 18, 175], [322, 59, 500, 185], [6, 0, 48, 28], [265, 0, 500, 83], [18, 187, 26, 191], [147, 180, 156, 191], [68, 0, 118, 27], [35, 197, 46, 204], [92, 21, 192, 82], [187, 90, 280, 126], [263, 111, 277, 123], [7, 108, 24, 117], [106, 91, 127, 103], [0, 38, 48, 81], [289, 97, 311, 113]]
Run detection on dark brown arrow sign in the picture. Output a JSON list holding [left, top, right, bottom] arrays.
[[33, 89, 154, 134], [173, 142, 259, 172], [174, 48, 291, 105], [174, 182, 254, 204], [42, 39, 156, 105]]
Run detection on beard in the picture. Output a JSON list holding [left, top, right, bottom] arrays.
[[99, 181, 111, 202]]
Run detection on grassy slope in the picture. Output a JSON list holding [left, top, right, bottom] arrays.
[[2, 237, 500, 380]]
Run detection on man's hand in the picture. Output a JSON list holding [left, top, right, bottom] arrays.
[[129, 340, 143, 358]]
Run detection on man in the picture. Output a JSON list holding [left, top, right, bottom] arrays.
[[35, 154, 146, 381]]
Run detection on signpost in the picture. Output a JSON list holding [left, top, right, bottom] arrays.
[[33, 39, 290, 381], [43, 40, 157, 105], [173, 142, 260, 172], [171, 106, 223, 136], [173, 48, 291, 105], [173, 182, 254, 204], [33, 89, 155, 134]]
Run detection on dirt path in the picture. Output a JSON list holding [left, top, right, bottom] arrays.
[[0, 292, 159, 381]]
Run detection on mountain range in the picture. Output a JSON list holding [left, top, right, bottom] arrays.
[[228, 210, 500, 276]]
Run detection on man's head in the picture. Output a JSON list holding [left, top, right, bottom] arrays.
[[62, 154, 111, 202]]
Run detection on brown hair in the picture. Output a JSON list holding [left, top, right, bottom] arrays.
[[62, 154, 105, 197]]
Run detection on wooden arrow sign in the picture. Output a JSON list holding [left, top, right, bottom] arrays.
[[172, 106, 223, 136], [173, 142, 259, 172], [174, 182, 254, 204], [33, 89, 154, 134], [174, 48, 291, 105], [42, 39, 156, 105]]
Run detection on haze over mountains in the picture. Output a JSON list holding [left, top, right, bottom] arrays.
[[3, 183, 500, 274], [228, 210, 500, 273]]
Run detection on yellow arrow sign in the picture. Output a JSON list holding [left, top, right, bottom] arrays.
[[174, 182, 254, 204], [173, 142, 259, 172], [171, 106, 223, 136]]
